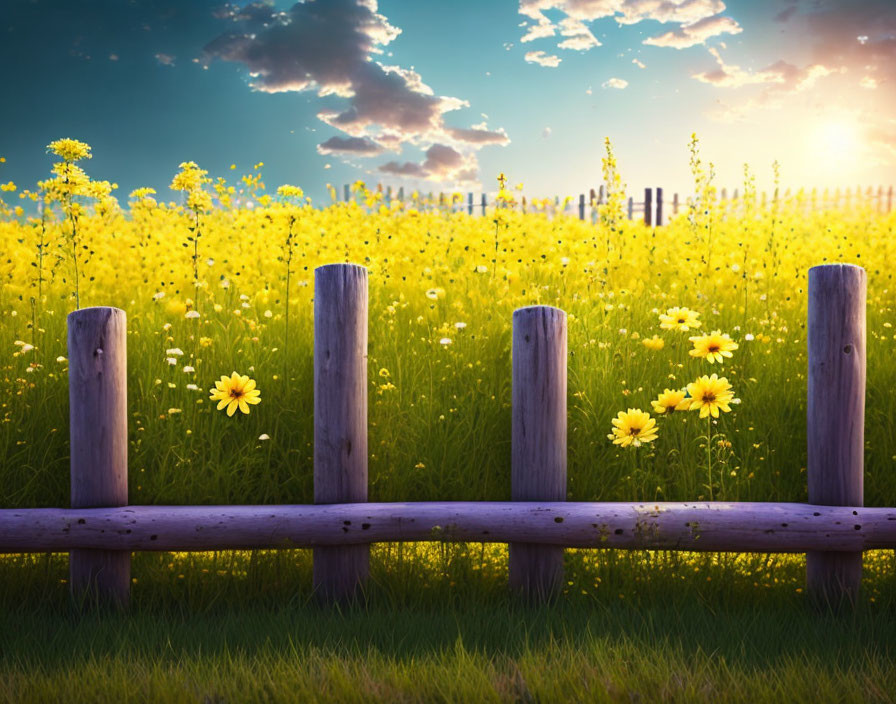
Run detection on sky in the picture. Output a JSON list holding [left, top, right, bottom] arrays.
[[1, 0, 894, 204]]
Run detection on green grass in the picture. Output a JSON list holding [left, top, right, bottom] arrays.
[[2, 546, 895, 703]]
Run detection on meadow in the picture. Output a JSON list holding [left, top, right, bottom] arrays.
[[1, 138, 895, 702]]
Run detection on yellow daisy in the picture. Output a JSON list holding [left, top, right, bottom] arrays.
[[641, 335, 665, 351], [651, 389, 690, 415], [607, 408, 658, 448], [686, 374, 734, 419], [209, 372, 261, 416], [659, 306, 702, 332], [688, 330, 738, 364]]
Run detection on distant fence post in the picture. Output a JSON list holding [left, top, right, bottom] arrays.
[[510, 306, 567, 600], [314, 264, 369, 603], [673, 192, 679, 215], [68, 306, 130, 609], [343, 184, 350, 202], [468, 192, 473, 215], [578, 194, 585, 220], [644, 188, 652, 226], [481, 193, 487, 216], [656, 187, 663, 226], [806, 264, 866, 608], [627, 196, 633, 220], [887, 186, 893, 213]]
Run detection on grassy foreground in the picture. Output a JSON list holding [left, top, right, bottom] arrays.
[[2, 546, 895, 703]]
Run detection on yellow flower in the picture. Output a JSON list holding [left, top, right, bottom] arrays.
[[607, 408, 658, 448], [688, 330, 738, 364], [641, 335, 665, 351], [170, 161, 210, 192], [659, 306, 701, 332], [651, 389, 689, 415], [47, 138, 92, 162], [209, 372, 261, 416], [277, 184, 304, 199], [686, 374, 734, 418]]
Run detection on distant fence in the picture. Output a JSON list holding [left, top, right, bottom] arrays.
[[1, 263, 894, 609], [341, 184, 896, 225]]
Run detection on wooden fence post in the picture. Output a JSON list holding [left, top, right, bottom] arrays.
[[656, 187, 663, 226], [68, 306, 129, 608], [627, 196, 633, 220], [314, 264, 369, 603], [468, 192, 473, 215], [887, 186, 893, 212], [673, 192, 679, 215], [481, 193, 487, 216], [343, 184, 350, 202], [510, 306, 567, 600], [806, 263, 866, 607], [644, 188, 653, 226], [578, 194, 585, 220]]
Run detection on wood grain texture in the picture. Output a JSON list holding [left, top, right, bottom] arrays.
[[313, 264, 369, 602], [806, 263, 866, 607], [510, 306, 567, 600], [67, 306, 130, 608], [3, 502, 895, 553]]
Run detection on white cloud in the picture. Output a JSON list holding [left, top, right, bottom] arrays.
[[602, 77, 628, 89], [516, 0, 737, 58], [557, 17, 601, 50], [693, 47, 832, 89], [643, 13, 741, 49], [525, 50, 562, 67], [632, 58, 646, 68], [521, 11, 556, 42]]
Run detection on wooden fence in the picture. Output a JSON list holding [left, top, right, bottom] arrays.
[[2, 263, 895, 609], [342, 184, 896, 226]]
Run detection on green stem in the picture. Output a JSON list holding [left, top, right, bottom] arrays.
[[707, 416, 713, 501]]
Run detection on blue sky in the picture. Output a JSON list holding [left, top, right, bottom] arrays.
[[1, 0, 893, 204]]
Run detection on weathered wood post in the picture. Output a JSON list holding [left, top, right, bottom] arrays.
[[314, 264, 369, 603], [68, 307, 129, 608], [468, 192, 474, 215], [343, 184, 350, 202], [806, 263, 866, 607], [510, 306, 567, 600], [644, 188, 653, 226], [887, 185, 893, 212], [627, 196, 634, 220], [673, 192, 679, 215], [578, 194, 585, 220], [656, 187, 663, 226], [481, 193, 487, 216]]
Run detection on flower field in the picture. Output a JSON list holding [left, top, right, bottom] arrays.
[[1, 139, 895, 511]]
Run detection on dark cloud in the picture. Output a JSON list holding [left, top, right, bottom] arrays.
[[775, 5, 798, 23], [203, 0, 505, 185], [802, 1, 896, 87], [446, 126, 510, 145], [317, 135, 385, 156], [378, 144, 475, 183]]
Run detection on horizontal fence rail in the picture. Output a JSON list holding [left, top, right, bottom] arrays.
[[0, 261, 890, 610], [2, 503, 896, 554]]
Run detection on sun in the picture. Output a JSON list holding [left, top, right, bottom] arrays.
[[813, 120, 860, 163]]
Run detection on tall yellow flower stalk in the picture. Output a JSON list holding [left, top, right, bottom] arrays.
[[599, 137, 627, 281], [276, 184, 306, 380], [39, 138, 114, 309], [687, 133, 717, 275], [170, 161, 212, 308]]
